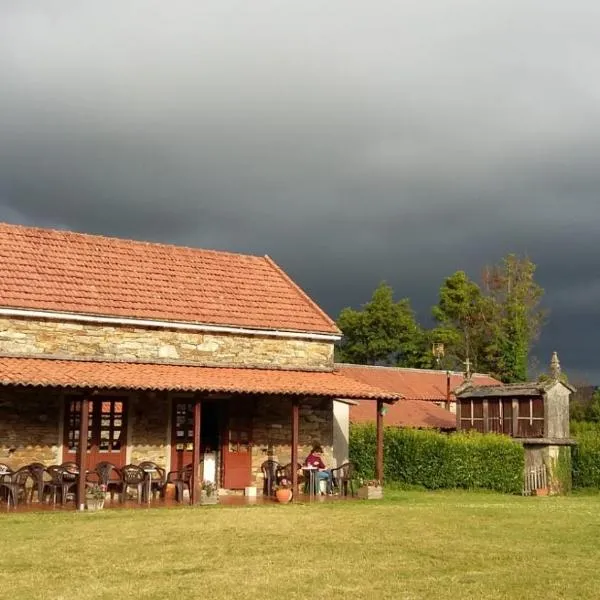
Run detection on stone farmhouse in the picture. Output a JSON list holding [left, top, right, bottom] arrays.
[[0, 223, 397, 505]]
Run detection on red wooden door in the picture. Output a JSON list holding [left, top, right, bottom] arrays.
[[64, 396, 127, 470], [171, 400, 195, 472], [222, 400, 253, 489]]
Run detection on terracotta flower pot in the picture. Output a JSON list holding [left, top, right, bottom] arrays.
[[164, 483, 176, 501], [534, 487, 549, 497], [275, 489, 293, 504]]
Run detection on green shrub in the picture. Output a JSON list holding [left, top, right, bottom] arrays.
[[349, 424, 524, 494], [572, 421, 600, 489]]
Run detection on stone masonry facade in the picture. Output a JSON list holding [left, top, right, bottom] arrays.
[[0, 387, 63, 466], [0, 316, 333, 370], [1, 387, 334, 494], [250, 396, 334, 489]]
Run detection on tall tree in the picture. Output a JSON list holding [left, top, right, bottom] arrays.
[[431, 271, 490, 372], [337, 282, 427, 366], [431, 256, 546, 382], [482, 255, 546, 382]]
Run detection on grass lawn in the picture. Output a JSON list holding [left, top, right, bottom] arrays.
[[1, 490, 600, 600]]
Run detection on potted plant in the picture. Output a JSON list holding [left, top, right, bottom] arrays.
[[274, 478, 293, 504], [85, 483, 106, 511], [356, 479, 383, 500], [199, 480, 219, 505]]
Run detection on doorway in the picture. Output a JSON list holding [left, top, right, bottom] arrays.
[[63, 396, 128, 470], [221, 398, 254, 489], [170, 399, 221, 473]]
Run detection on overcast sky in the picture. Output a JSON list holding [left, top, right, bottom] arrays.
[[1, 1, 599, 381]]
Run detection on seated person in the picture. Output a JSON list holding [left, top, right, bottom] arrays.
[[304, 444, 333, 495]]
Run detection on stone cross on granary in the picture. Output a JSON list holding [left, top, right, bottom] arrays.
[[550, 351, 561, 381], [463, 358, 472, 381]]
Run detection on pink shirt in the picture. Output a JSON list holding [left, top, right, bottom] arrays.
[[305, 453, 325, 469]]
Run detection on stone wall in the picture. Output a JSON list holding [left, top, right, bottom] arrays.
[[128, 391, 170, 467], [544, 383, 571, 439], [250, 396, 334, 489], [0, 388, 173, 471], [0, 387, 62, 467], [0, 316, 334, 370]]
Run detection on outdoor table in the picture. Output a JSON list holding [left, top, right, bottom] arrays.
[[302, 466, 318, 499], [142, 467, 157, 504]]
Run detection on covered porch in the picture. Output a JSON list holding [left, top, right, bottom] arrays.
[[0, 357, 397, 510]]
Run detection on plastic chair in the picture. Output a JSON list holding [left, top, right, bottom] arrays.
[[89, 461, 122, 501], [119, 465, 146, 504], [330, 462, 356, 497], [45, 465, 78, 506], [0, 467, 31, 509], [166, 463, 196, 504], [260, 460, 280, 496], [26, 463, 47, 503]]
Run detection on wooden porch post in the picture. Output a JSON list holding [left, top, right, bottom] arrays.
[[376, 400, 384, 484], [191, 398, 202, 504], [291, 398, 299, 500], [77, 397, 90, 511]]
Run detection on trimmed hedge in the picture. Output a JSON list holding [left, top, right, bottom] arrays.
[[572, 421, 600, 489], [349, 424, 524, 494]]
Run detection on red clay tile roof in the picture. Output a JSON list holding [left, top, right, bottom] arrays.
[[337, 364, 500, 402], [0, 223, 339, 334], [0, 357, 399, 400], [350, 398, 457, 429]]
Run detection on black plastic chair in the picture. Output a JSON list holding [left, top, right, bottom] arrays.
[[119, 465, 145, 504], [166, 463, 196, 504], [45, 465, 78, 506], [330, 462, 356, 497], [0, 467, 31, 509], [261, 460, 280, 496], [26, 463, 47, 503], [88, 461, 121, 502]]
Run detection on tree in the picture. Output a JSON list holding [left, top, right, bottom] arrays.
[[430, 256, 546, 382], [482, 255, 546, 382], [337, 282, 427, 366], [430, 271, 490, 372]]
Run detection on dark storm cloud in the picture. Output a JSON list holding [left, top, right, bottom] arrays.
[[1, 1, 600, 379]]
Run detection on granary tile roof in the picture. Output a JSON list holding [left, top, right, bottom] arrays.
[[0, 357, 399, 401], [455, 379, 576, 399], [0, 222, 339, 335], [336, 363, 500, 402], [350, 397, 457, 429]]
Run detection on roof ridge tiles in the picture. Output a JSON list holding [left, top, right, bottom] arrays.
[[0, 221, 266, 261], [335, 362, 492, 377]]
